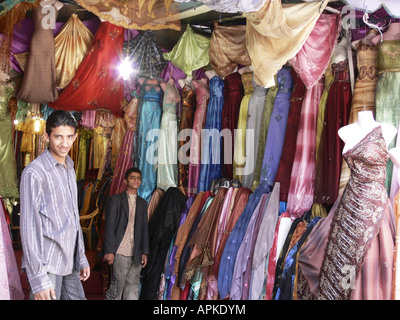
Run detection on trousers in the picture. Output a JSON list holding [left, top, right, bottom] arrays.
[[105, 253, 142, 300], [29, 271, 86, 300]]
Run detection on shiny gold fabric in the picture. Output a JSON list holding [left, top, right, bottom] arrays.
[[209, 24, 251, 79], [55, 13, 93, 89], [76, 128, 93, 181], [73, 0, 180, 31], [163, 25, 210, 76], [110, 117, 126, 170], [244, 0, 328, 87]]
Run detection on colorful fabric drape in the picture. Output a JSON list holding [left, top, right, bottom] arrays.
[[49, 22, 124, 116]]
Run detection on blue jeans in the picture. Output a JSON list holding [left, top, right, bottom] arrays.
[[29, 272, 86, 300]]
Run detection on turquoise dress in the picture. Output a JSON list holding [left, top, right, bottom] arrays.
[[134, 80, 163, 202]]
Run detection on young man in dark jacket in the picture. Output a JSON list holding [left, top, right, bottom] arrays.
[[103, 167, 149, 300]]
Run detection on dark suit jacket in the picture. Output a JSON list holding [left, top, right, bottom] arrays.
[[103, 192, 149, 265]]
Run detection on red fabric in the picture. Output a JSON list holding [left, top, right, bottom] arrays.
[[49, 22, 124, 116], [274, 68, 306, 202]]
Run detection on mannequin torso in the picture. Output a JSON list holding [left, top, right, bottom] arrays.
[[339, 110, 397, 154]]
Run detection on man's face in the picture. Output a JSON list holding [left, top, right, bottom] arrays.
[[44, 125, 77, 163], [125, 171, 142, 190]]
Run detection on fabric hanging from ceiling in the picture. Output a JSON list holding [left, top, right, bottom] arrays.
[[73, 0, 181, 30], [173, 0, 268, 13], [343, 0, 400, 18], [209, 24, 251, 79], [163, 25, 210, 77], [244, 0, 329, 87]]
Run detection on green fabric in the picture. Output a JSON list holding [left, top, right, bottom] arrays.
[[163, 25, 210, 76]]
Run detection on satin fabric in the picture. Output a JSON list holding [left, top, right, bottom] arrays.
[[375, 39, 400, 193], [218, 181, 269, 299], [286, 13, 340, 218], [177, 0, 267, 13], [0, 202, 24, 300], [251, 82, 278, 191], [16, 3, 59, 104], [241, 82, 268, 188], [314, 60, 352, 205], [393, 189, 400, 299], [163, 25, 210, 76], [147, 188, 165, 221], [134, 79, 163, 202], [188, 79, 209, 197], [198, 76, 224, 192], [157, 79, 179, 192], [233, 72, 253, 182], [260, 67, 294, 189], [338, 43, 378, 196], [297, 127, 396, 300], [0, 84, 18, 199], [208, 187, 251, 300], [49, 22, 124, 116], [274, 68, 306, 202], [209, 24, 251, 78], [108, 97, 139, 196], [54, 13, 93, 89], [244, 0, 328, 87], [178, 85, 196, 196], [221, 72, 244, 179]]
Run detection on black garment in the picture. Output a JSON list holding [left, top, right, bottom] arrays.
[[102, 192, 149, 266], [140, 187, 188, 300]]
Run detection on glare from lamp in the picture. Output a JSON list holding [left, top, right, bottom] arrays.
[[34, 119, 41, 133], [119, 56, 134, 81]]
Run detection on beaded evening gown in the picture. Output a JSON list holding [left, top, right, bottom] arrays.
[[297, 126, 396, 300]]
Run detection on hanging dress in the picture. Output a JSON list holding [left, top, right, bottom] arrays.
[[49, 21, 124, 115], [158, 79, 179, 192], [16, 2, 59, 103], [314, 59, 352, 205], [260, 67, 294, 189], [375, 39, 400, 193], [134, 79, 163, 202], [233, 72, 253, 182], [221, 71, 244, 179], [187, 79, 209, 197], [178, 84, 196, 196], [297, 126, 396, 300], [198, 76, 224, 192], [338, 42, 378, 195]]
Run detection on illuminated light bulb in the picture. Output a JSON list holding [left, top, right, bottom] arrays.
[[34, 119, 41, 132], [119, 56, 134, 81], [14, 119, 19, 125]]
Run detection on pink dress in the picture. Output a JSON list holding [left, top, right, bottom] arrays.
[[286, 13, 340, 218], [297, 126, 396, 300], [187, 79, 209, 197]]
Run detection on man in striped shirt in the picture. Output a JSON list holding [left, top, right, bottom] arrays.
[[20, 110, 90, 300]]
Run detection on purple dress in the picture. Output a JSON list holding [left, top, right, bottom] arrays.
[[260, 67, 294, 188]]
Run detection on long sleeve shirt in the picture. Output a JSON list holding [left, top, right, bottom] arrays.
[[20, 149, 89, 294]]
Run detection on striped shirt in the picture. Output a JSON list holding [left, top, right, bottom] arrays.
[[20, 148, 89, 294]]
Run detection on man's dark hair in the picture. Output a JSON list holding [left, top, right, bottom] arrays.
[[46, 110, 79, 136], [124, 167, 142, 179]]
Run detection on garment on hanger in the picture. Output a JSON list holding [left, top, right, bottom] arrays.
[[164, 25, 210, 77], [54, 13, 93, 89], [297, 126, 396, 300], [49, 21, 124, 116], [188, 79, 209, 197], [16, 3, 59, 104], [338, 41, 378, 195], [314, 59, 352, 205], [286, 13, 340, 218], [221, 71, 244, 180], [158, 80, 179, 191], [209, 24, 251, 78], [260, 67, 294, 189], [134, 79, 163, 202], [375, 39, 400, 193], [198, 75, 224, 192], [233, 72, 253, 183]]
